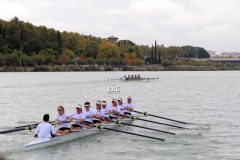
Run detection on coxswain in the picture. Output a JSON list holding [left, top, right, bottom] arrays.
[[34, 114, 57, 138], [55, 106, 71, 135]]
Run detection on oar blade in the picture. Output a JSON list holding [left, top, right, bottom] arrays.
[[96, 125, 165, 141]]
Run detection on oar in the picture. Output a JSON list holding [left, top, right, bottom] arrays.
[[113, 120, 175, 135], [95, 125, 165, 141], [0, 126, 36, 134], [126, 115, 187, 129], [133, 110, 188, 124], [15, 121, 56, 128]]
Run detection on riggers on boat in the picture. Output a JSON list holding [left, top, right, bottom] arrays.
[[23, 115, 135, 151], [108, 77, 159, 81]]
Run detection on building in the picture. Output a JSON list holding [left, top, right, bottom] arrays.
[[107, 36, 118, 43], [221, 52, 240, 58], [207, 50, 219, 58]]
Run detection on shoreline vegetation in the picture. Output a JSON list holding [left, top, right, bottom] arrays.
[[1, 17, 238, 72], [1, 63, 240, 72]]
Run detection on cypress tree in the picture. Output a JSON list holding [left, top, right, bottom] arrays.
[[155, 40, 157, 64], [158, 50, 161, 64], [151, 44, 153, 65], [0, 24, 1, 33], [3, 27, 6, 39], [57, 30, 61, 47], [20, 28, 23, 41], [10, 28, 12, 36]]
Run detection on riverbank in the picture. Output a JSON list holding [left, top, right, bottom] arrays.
[[0, 64, 240, 72]]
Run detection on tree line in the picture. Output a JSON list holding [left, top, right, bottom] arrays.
[[0, 16, 210, 67]]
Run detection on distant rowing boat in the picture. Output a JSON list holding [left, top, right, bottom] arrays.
[[108, 77, 159, 81]]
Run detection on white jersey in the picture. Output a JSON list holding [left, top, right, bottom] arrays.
[[83, 110, 94, 123], [92, 109, 104, 121], [123, 102, 134, 114], [70, 112, 86, 125], [117, 104, 125, 115], [34, 122, 56, 138], [101, 106, 111, 118], [108, 105, 121, 118], [55, 113, 70, 129]]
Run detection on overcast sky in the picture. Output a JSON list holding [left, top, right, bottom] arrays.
[[1, 0, 240, 54]]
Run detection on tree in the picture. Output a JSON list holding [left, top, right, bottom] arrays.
[[20, 28, 23, 41], [0, 24, 2, 35], [44, 55, 55, 65], [5, 52, 18, 66], [158, 50, 161, 64], [3, 27, 6, 39], [57, 30, 61, 48], [86, 57, 95, 65], [59, 53, 70, 64], [97, 40, 120, 59], [155, 40, 157, 64]]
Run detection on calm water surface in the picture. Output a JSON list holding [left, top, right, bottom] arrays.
[[0, 71, 240, 160]]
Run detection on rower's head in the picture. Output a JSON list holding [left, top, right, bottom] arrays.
[[117, 98, 122, 105], [127, 96, 132, 103], [112, 98, 117, 106], [101, 101, 107, 108], [76, 104, 82, 113], [57, 106, 65, 115], [96, 100, 101, 110], [43, 114, 50, 122], [84, 101, 90, 111]]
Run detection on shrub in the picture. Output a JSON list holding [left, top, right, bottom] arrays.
[[32, 66, 49, 72], [104, 66, 113, 71]]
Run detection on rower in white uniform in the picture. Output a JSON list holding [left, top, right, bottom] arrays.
[[92, 100, 105, 124], [101, 100, 111, 123], [123, 96, 134, 116], [82, 101, 94, 128], [55, 106, 71, 135], [117, 98, 125, 119], [109, 98, 121, 120], [69, 104, 86, 131], [34, 114, 57, 138]]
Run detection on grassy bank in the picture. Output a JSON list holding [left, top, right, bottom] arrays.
[[1, 64, 240, 72]]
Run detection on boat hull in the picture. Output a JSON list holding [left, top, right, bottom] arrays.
[[23, 118, 134, 151]]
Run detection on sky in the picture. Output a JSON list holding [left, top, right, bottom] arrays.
[[1, 0, 240, 55]]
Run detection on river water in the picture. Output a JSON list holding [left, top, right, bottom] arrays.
[[0, 71, 240, 160]]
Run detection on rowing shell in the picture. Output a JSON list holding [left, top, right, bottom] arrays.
[[108, 77, 159, 81], [23, 115, 137, 151]]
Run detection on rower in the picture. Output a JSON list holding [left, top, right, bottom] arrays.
[[117, 98, 125, 119], [138, 74, 141, 79], [69, 104, 86, 131], [34, 114, 57, 138], [101, 101, 111, 123], [55, 106, 71, 135], [92, 100, 105, 124], [108, 98, 121, 120], [82, 101, 94, 128], [123, 96, 134, 116]]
